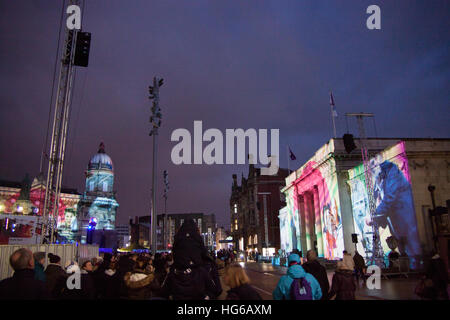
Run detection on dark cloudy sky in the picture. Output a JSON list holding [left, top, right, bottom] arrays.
[[1, 1, 449, 229]]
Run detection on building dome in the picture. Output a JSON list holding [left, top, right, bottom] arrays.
[[88, 142, 113, 171]]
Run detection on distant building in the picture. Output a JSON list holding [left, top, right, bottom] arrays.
[[216, 227, 231, 251], [156, 213, 216, 251], [115, 224, 130, 247], [78, 142, 119, 245], [0, 173, 80, 244], [230, 164, 289, 257]]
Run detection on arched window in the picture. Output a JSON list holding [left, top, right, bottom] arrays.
[[103, 181, 108, 192]]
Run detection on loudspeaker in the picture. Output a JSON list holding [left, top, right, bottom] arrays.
[[351, 233, 358, 243], [343, 134, 357, 153], [74, 32, 91, 67]]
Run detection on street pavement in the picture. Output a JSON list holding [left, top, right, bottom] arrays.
[[219, 261, 425, 300]]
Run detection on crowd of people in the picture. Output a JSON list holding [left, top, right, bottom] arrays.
[[0, 220, 448, 300], [273, 248, 448, 300], [0, 219, 261, 300]]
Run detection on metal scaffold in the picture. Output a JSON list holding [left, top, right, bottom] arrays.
[[346, 113, 385, 268], [42, 0, 90, 244]]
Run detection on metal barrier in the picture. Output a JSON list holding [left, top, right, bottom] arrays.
[[0, 244, 99, 280]]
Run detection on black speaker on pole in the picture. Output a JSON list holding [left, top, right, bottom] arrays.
[[343, 134, 357, 153], [74, 32, 91, 67], [352, 233, 358, 243]]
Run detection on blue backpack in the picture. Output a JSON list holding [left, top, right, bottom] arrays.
[[289, 277, 313, 300]]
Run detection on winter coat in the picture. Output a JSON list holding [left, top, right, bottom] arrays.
[[103, 269, 121, 299], [328, 270, 356, 300], [203, 257, 223, 299], [161, 265, 218, 300], [34, 262, 46, 282], [45, 263, 67, 298], [226, 284, 262, 300], [62, 270, 96, 300], [272, 264, 322, 300], [124, 271, 155, 299], [302, 260, 330, 300], [425, 256, 449, 300], [0, 269, 50, 300]]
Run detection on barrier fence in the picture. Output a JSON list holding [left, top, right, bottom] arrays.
[[0, 243, 99, 281]]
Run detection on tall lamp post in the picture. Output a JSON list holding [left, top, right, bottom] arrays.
[[149, 77, 163, 254], [163, 170, 169, 250]]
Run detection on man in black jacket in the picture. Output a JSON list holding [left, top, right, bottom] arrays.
[[302, 249, 330, 300], [161, 219, 221, 299], [0, 248, 50, 300]]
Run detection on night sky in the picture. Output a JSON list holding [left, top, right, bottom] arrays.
[[1, 1, 449, 229]]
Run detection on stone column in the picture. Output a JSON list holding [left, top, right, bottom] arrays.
[[313, 186, 324, 257], [298, 194, 307, 254], [303, 192, 314, 251]]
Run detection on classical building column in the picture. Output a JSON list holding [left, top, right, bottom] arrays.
[[303, 192, 314, 251], [297, 194, 307, 254], [313, 186, 324, 257]]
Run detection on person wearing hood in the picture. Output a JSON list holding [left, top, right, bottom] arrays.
[[45, 253, 67, 299], [33, 251, 46, 282], [423, 252, 449, 300], [272, 253, 322, 300], [302, 250, 330, 300], [161, 219, 218, 300], [328, 254, 357, 300]]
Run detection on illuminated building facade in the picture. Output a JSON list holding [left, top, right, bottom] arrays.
[[78, 142, 119, 244], [281, 138, 450, 269], [230, 164, 289, 257], [0, 174, 80, 244]]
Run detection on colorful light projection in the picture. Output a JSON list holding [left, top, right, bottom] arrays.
[[285, 151, 345, 260], [347, 141, 420, 268]]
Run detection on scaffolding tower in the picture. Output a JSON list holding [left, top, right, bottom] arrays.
[[41, 0, 82, 244], [346, 113, 385, 268]]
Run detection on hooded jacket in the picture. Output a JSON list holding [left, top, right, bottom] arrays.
[[124, 271, 155, 299], [302, 260, 330, 300], [272, 264, 322, 300]]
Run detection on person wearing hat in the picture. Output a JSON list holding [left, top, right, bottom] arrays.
[[33, 251, 46, 282], [328, 253, 357, 300], [45, 253, 67, 299], [272, 253, 322, 300]]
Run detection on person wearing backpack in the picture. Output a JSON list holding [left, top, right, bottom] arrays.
[[272, 253, 322, 300], [160, 219, 218, 300]]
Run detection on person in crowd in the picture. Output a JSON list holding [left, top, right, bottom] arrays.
[[33, 251, 46, 282], [161, 219, 219, 300], [62, 260, 96, 299], [302, 250, 330, 300], [353, 250, 366, 286], [45, 253, 67, 299], [123, 258, 155, 299], [149, 256, 169, 298], [0, 248, 49, 299], [424, 251, 449, 300], [103, 258, 121, 299], [224, 263, 262, 300], [92, 252, 112, 299], [273, 253, 322, 300], [328, 254, 357, 300]]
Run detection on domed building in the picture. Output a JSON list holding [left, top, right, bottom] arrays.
[[78, 142, 119, 244]]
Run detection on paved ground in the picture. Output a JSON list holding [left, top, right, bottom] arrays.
[[220, 262, 427, 300]]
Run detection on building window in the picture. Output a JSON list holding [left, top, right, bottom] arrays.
[[254, 234, 258, 245], [103, 181, 108, 192], [234, 204, 237, 214], [89, 181, 94, 191], [234, 219, 238, 231]]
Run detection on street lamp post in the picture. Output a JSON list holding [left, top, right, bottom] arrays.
[[149, 77, 163, 255]]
